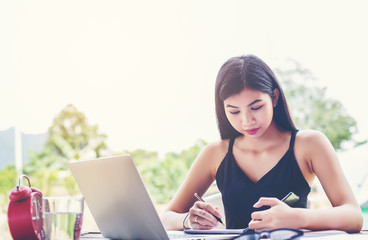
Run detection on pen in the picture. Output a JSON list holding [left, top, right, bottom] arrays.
[[194, 193, 224, 225]]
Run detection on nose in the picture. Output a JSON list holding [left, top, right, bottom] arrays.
[[241, 111, 255, 127]]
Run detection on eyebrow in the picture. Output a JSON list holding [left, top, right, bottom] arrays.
[[225, 99, 263, 108], [247, 99, 262, 106]]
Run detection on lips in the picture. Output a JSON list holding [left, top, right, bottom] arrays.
[[245, 128, 259, 135]]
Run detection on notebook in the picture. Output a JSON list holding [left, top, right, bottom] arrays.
[[69, 154, 238, 240]]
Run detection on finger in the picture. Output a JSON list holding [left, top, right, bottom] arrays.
[[248, 219, 261, 230], [197, 211, 220, 227], [204, 203, 223, 219], [191, 221, 214, 230], [251, 211, 264, 221], [189, 205, 218, 227], [194, 201, 222, 218], [254, 227, 270, 232], [253, 197, 280, 208], [248, 219, 271, 232], [193, 202, 222, 225], [189, 215, 217, 230]]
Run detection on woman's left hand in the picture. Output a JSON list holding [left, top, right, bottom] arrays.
[[248, 197, 298, 232]]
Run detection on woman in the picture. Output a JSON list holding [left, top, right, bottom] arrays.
[[161, 55, 362, 232]]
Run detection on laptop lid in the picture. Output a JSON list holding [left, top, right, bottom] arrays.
[[69, 154, 170, 240]]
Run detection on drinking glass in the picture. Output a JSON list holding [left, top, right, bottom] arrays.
[[43, 196, 84, 240]]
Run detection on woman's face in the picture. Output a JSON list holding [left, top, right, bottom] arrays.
[[223, 87, 277, 137]]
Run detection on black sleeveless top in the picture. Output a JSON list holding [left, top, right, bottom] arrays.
[[216, 130, 311, 229]]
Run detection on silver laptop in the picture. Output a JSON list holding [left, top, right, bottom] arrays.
[[69, 154, 237, 240]]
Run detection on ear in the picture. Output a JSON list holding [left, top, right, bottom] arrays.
[[272, 88, 280, 107]]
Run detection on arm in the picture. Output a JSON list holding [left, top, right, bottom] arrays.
[[297, 130, 362, 232], [161, 141, 227, 230], [250, 130, 363, 232]]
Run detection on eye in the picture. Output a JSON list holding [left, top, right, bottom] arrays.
[[229, 111, 240, 114], [251, 105, 263, 111]]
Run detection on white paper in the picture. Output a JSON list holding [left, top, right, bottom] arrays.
[[183, 228, 243, 234]]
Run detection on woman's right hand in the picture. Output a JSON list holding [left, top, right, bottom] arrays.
[[186, 201, 223, 229]]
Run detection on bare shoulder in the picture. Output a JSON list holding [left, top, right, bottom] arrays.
[[295, 130, 336, 172], [187, 138, 230, 183], [200, 139, 229, 161], [195, 139, 230, 169], [296, 130, 332, 150]]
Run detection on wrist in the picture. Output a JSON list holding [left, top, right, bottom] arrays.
[[183, 213, 190, 229], [294, 208, 308, 229]]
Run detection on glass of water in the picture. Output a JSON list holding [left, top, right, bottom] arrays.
[[43, 196, 84, 240]]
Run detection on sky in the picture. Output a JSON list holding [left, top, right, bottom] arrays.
[[1, 0, 368, 155]]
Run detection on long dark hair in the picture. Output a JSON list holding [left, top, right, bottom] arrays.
[[215, 54, 296, 139]]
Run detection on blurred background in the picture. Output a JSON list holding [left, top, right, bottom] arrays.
[[1, 0, 368, 238]]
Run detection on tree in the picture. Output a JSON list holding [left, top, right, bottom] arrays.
[[275, 60, 357, 150], [23, 104, 108, 195], [0, 165, 17, 210], [123, 140, 207, 204], [23, 149, 61, 196], [46, 104, 107, 161]]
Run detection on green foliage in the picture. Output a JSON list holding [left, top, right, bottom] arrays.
[[64, 173, 81, 195], [124, 139, 207, 204], [27, 169, 59, 196], [3, 60, 358, 210], [275, 60, 357, 150], [46, 104, 107, 159], [22, 104, 108, 197], [0, 165, 17, 210], [126, 149, 159, 166], [21, 147, 65, 196], [356, 140, 368, 147]]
